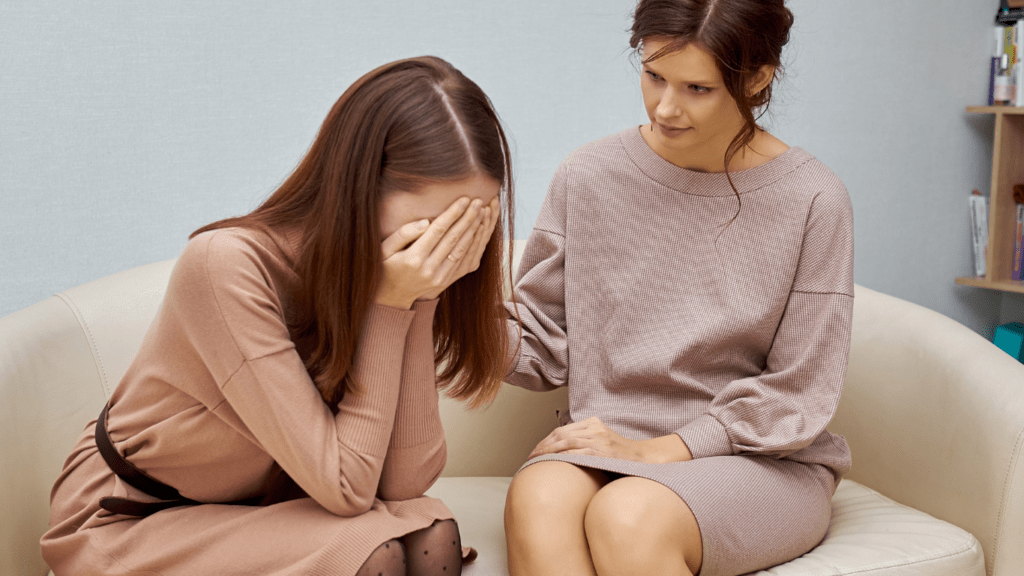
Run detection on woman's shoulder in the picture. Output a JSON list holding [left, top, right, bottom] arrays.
[[556, 129, 631, 167], [778, 147, 851, 206], [547, 128, 639, 188], [179, 227, 270, 268], [174, 226, 294, 291]]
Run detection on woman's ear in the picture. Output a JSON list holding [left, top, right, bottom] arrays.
[[748, 65, 776, 97]]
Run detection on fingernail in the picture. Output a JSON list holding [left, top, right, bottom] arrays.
[[459, 198, 470, 208], [471, 199, 482, 208], [417, 220, 429, 230]]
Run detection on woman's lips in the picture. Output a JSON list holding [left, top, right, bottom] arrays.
[[656, 122, 691, 136]]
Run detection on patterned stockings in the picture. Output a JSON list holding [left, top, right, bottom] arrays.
[[355, 519, 462, 576]]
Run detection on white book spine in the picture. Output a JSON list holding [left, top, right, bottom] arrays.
[[1017, 21, 1024, 107], [971, 195, 988, 277]]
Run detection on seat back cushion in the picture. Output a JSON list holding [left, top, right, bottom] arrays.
[[0, 258, 175, 576], [831, 284, 1024, 576]]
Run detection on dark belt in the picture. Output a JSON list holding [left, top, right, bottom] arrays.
[[95, 402, 201, 517]]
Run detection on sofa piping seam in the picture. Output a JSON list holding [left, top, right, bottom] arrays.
[[55, 292, 111, 399], [990, 424, 1024, 574], [821, 534, 981, 575]]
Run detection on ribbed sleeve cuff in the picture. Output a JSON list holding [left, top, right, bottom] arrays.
[[362, 304, 417, 350], [337, 304, 415, 453], [390, 298, 444, 448], [505, 317, 523, 378], [676, 414, 733, 459], [411, 298, 439, 317]]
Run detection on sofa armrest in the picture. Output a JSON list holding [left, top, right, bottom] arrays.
[[829, 284, 1024, 576]]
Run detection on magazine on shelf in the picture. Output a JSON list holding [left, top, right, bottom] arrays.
[[971, 193, 988, 278]]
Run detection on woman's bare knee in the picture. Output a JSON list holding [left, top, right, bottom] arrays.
[[584, 477, 702, 576], [505, 461, 607, 526], [504, 462, 608, 576]]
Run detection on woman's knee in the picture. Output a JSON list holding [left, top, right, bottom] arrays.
[[584, 478, 702, 574], [504, 462, 606, 526], [355, 539, 406, 576], [403, 519, 462, 576]]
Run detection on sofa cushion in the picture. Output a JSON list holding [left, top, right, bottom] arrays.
[[426, 477, 984, 576]]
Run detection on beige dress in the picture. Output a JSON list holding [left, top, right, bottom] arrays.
[[506, 127, 855, 576], [42, 226, 456, 575]]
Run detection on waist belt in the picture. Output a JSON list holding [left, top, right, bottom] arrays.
[[95, 402, 201, 517]]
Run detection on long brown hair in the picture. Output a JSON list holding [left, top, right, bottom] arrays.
[[193, 56, 514, 408], [630, 0, 794, 204]]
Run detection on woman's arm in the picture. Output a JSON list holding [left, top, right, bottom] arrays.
[[376, 199, 498, 500], [375, 299, 447, 501], [505, 163, 572, 391], [172, 231, 412, 517]]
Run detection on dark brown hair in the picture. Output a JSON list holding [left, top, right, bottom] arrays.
[[630, 0, 794, 202], [193, 56, 514, 408]]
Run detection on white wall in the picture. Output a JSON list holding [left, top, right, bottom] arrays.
[[773, 1, 1004, 337], [1, 0, 1011, 338]]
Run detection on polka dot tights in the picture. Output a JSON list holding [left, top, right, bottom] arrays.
[[355, 519, 462, 576]]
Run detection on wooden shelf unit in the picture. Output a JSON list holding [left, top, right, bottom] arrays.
[[956, 106, 1024, 293]]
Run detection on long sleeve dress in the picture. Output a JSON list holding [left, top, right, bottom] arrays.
[[506, 127, 855, 576], [42, 226, 455, 576]]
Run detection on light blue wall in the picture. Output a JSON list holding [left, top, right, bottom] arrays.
[[1, 1, 1010, 337]]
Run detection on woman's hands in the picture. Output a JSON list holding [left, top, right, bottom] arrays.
[[527, 416, 694, 464], [376, 196, 500, 310]]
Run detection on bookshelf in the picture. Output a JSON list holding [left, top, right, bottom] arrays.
[[956, 106, 1024, 294]]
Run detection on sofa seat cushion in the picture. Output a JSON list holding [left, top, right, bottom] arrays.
[[426, 477, 985, 576]]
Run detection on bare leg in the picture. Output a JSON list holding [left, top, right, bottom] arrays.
[[504, 461, 611, 576], [355, 539, 406, 576], [403, 519, 462, 575], [584, 477, 703, 576]]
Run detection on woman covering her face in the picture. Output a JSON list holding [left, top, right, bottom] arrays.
[[42, 56, 514, 576], [503, 1, 854, 575]]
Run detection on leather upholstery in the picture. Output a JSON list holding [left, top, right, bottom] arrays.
[[3, 244, 1022, 575], [831, 285, 1024, 576]]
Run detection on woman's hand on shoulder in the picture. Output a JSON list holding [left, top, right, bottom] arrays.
[[527, 416, 693, 464], [376, 197, 496, 309]]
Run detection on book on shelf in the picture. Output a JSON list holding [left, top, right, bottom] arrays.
[[997, 0, 1024, 26], [1014, 203, 1024, 281], [971, 192, 988, 278], [990, 21, 1024, 105]]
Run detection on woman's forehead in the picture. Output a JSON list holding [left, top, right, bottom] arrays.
[[643, 40, 721, 83]]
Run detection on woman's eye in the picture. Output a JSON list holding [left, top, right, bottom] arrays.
[[645, 70, 663, 81], [691, 85, 710, 93]]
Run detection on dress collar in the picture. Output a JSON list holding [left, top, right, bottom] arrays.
[[619, 126, 812, 196]]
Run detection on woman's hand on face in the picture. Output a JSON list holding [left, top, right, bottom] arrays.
[[376, 196, 492, 309], [527, 416, 694, 464], [419, 196, 500, 301]]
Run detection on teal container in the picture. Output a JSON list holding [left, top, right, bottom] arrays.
[[994, 322, 1024, 362]]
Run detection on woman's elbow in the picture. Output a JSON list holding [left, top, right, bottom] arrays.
[[377, 446, 447, 502], [323, 492, 375, 517], [320, 478, 379, 517]]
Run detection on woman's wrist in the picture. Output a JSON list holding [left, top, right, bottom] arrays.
[[641, 434, 694, 464], [374, 295, 414, 310]]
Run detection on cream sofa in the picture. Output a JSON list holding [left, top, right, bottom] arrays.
[[3, 242, 1024, 576]]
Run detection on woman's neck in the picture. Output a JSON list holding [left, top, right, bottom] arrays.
[[641, 125, 789, 173]]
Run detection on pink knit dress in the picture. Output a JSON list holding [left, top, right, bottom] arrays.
[[42, 226, 459, 575], [506, 127, 855, 576]]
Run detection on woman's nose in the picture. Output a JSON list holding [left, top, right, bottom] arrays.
[[656, 88, 683, 121]]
